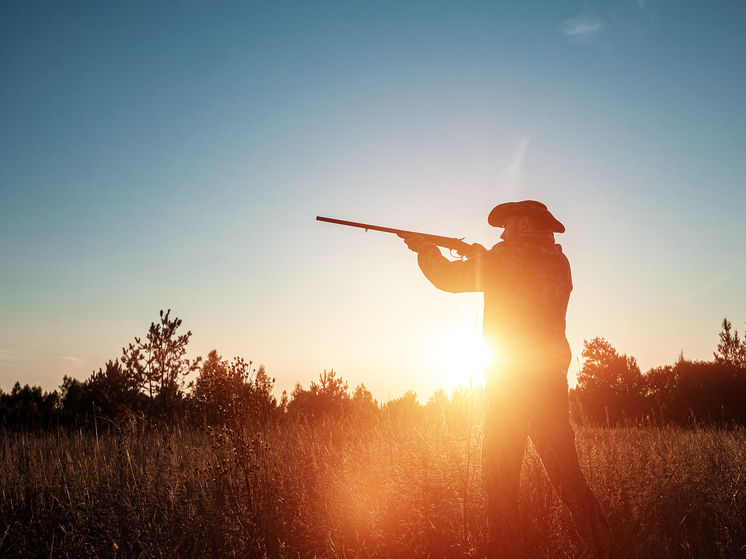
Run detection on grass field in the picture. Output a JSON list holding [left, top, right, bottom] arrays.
[[1, 415, 745, 558]]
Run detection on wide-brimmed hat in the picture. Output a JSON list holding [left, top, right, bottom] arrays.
[[488, 200, 565, 233]]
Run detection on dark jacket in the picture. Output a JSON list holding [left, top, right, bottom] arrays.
[[416, 231, 572, 375]]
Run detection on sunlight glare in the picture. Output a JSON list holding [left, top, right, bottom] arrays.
[[429, 319, 490, 390]]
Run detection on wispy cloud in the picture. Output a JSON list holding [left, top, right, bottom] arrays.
[[505, 136, 531, 178], [678, 274, 732, 303], [60, 356, 87, 371], [561, 16, 603, 42], [0, 348, 26, 363], [497, 135, 532, 197]]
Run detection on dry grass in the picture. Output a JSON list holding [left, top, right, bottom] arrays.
[[574, 425, 746, 558], [1, 418, 745, 558]]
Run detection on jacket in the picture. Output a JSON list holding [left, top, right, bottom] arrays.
[[416, 231, 572, 375]]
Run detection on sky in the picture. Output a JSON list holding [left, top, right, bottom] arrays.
[[2, 0, 745, 403]]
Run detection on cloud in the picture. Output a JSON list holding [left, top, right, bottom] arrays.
[[59, 356, 87, 370], [497, 135, 532, 196], [505, 136, 531, 178], [678, 274, 732, 303], [561, 16, 603, 42], [0, 349, 26, 363]]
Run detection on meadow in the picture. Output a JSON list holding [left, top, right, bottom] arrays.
[[1, 411, 745, 559]]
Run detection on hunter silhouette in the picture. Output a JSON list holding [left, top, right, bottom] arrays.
[[401, 200, 612, 558]]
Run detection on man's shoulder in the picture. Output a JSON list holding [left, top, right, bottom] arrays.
[[487, 241, 571, 272], [486, 241, 524, 259], [487, 241, 508, 253]]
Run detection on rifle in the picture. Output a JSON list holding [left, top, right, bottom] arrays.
[[316, 216, 478, 257]]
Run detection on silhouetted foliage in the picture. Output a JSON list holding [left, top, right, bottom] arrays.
[[88, 359, 148, 419], [572, 337, 644, 426], [423, 384, 485, 437], [309, 369, 349, 418], [286, 382, 312, 419], [283, 371, 381, 422], [287, 370, 352, 420], [59, 376, 92, 422], [714, 317, 746, 368], [425, 388, 450, 428], [6, 313, 746, 431], [349, 383, 380, 423], [385, 390, 422, 425], [642, 361, 679, 424], [121, 309, 201, 419], [190, 349, 277, 427], [0, 382, 59, 429], [571, 319, 746, 427], [57, 363, 148, 427], [648, 354, 746, 426], [640, 319, 746, 426]]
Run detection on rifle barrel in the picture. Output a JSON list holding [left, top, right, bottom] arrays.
[[316, 216, 425, 237], [316, 216, 469, 253]]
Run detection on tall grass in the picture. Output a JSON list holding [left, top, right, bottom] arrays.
[[1, 417, 745, 558]]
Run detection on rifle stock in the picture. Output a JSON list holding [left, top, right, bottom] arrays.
[[316, 216, 473, 256]]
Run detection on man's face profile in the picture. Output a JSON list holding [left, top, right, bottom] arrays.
[[499, 215, 531, 242]]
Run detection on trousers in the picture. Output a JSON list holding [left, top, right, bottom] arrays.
[[482, 367, 612, 558]]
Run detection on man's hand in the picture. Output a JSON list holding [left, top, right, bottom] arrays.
[[398, 232, 431, 253], [400, 233, 487, 258], [461, 243, 487, 258]]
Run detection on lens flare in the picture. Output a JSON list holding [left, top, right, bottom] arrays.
[[429, 323, 490, 390]]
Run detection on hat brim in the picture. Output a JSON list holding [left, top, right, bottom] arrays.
[[488, 201, 565, 233]]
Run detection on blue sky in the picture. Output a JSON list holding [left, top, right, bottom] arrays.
[[2, 1, 745, 401]]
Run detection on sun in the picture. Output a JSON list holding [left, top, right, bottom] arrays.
[[429, 319, 491, 391]]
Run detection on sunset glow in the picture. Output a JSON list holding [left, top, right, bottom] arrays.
[[1, 2, 745, 403], [429, 319, 490, 391]]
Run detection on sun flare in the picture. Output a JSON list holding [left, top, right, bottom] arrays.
[[429, 319, 490, 390]]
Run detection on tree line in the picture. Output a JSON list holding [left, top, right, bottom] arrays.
[[2, 311, 745, 430], [0, 310, 453, 431], [571, 318, 746, 426]]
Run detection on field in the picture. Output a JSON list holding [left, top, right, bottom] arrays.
[[1, 415, 745, 558]]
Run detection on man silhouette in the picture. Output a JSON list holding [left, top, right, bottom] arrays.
[[400, 200, 611, 558]]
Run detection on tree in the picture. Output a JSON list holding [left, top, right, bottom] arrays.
[[286, 382, 312, 419], [308, 369, 350, 418], [714, 317, 746, 368], [668, 354, 746, 425], [0, 382, 59, 429], [191, 350, 276, 426], [60, 376, 93, 422], [251, 363, 277, 424], [87, 359, 145, 419], [385, 391, 422, 425], [121, 309, 201, 418], [643, 362, 678, 424], [285, 371, 353, 420], [191, 350, 233, 424], [425, 388, 449, 428], [350, 383, 379, 423], [574, 337, 644, 425]]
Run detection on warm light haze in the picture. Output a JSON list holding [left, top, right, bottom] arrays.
[[1, 1, 745, 402]]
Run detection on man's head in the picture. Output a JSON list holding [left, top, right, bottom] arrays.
[[488, 200, 565, 240], [498, 214, 534, 242]]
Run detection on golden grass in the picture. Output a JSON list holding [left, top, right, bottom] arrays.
[[1, 419, 745, 558]]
